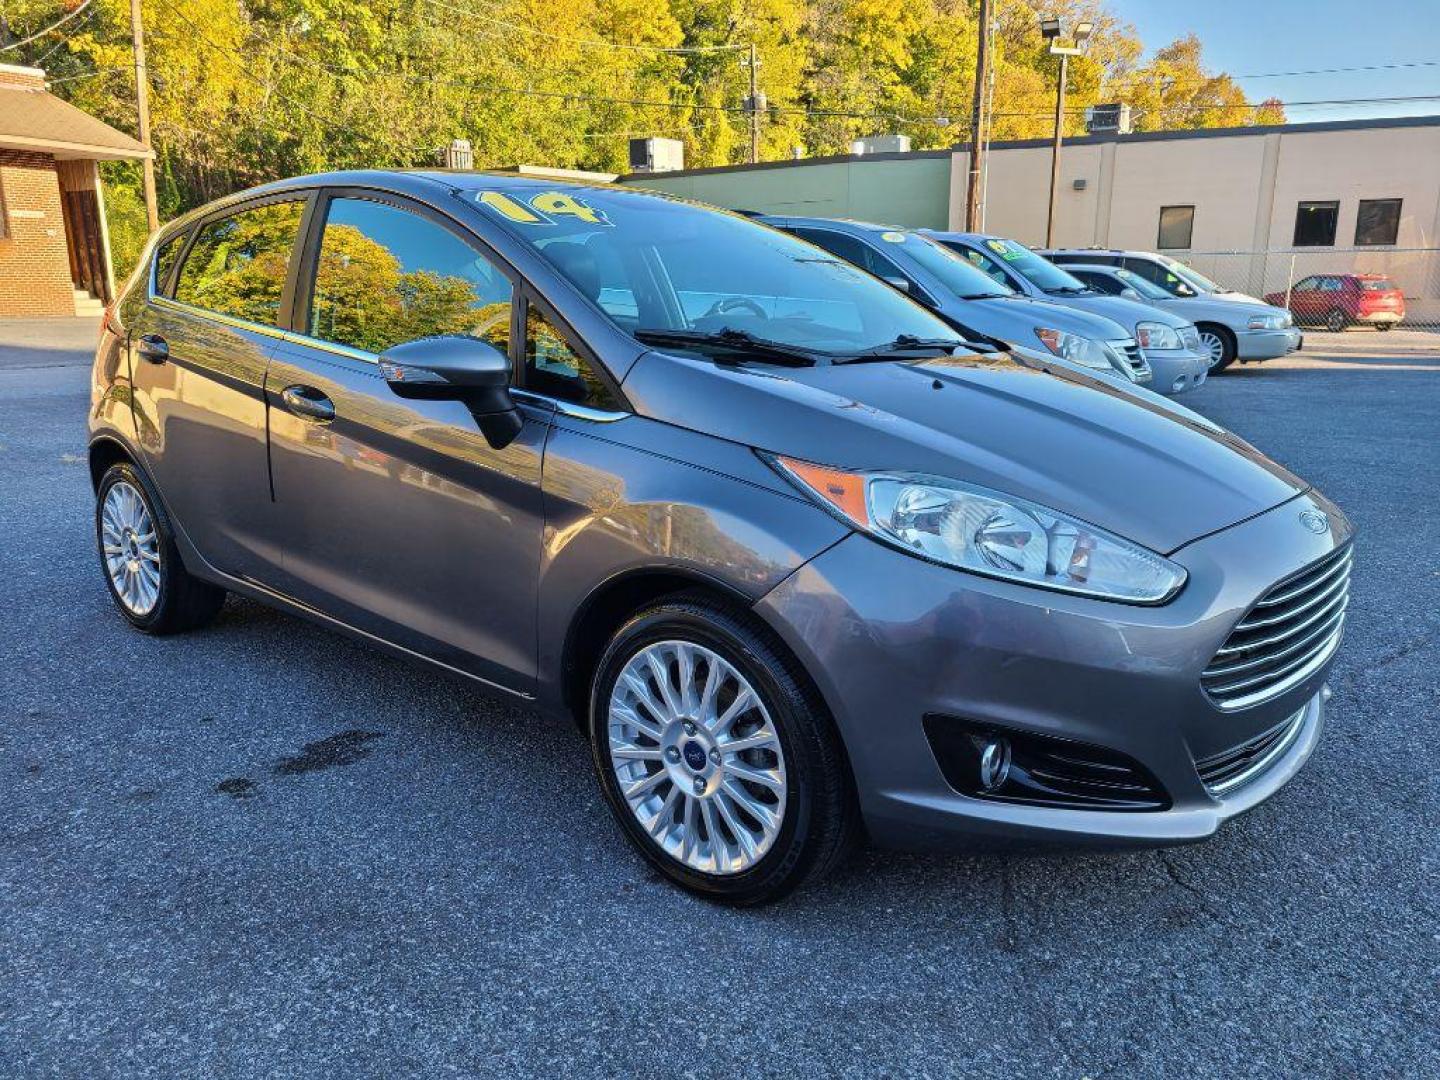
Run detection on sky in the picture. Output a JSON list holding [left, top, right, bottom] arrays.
[[1106, 0, 1439, 123]]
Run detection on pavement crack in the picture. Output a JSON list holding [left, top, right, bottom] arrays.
[[1159, 851, 1239, 930]]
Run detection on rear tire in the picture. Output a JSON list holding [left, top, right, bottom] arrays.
[[1197, 324, 1237, 372], [96, 462, 225, 635], [1325, 308, 1347, 333], [588, 592, 858, 905], [1376, 322, 1393, 332]]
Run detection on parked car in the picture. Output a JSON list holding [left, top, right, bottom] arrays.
[[1067, 263, 1303, 373], [1264, 274, 1406, 332], [758, 216, 1152, 387], [1044, 248, 1266, 305], [91, 171, 1351, 903], [923, 232, 1209, 392]]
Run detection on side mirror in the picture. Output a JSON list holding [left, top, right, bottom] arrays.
[[880, 275, 911, 293], [380, 335, 522, 449], [1121, 288, 1141, 300]]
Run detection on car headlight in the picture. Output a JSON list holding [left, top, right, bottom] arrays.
[[770, 459, 1187, 604], [1135, 321, 1182, 350], [1033, 327, 1113, 371], [1248, 313, 1287, 330]]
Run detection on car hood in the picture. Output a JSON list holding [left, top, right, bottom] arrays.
[[1039, 293, 1192, 333], [622, 349, 1308, 555], [949, 294, 1132, 344], [1209, 290, 1266, 305]]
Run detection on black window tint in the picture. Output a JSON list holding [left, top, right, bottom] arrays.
[[1355, 198, 1401, 246], [1075, 271, 1120, 294], [152, 230, 187, 296], [790, 228, 869, 269], [955, 245, 1016, 289], [1294, 201, 1339, 247], [309, 197, 512, 355], [524, 303, 621, 411], [1157, 205, 1194, 250], [174, 201, 306, 325]]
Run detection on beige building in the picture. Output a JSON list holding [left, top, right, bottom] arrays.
[[624, 116, 1440, 313]]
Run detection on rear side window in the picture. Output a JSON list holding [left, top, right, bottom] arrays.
[[174, 200, 306, 326], [151, 230, 187, 296], [307, 196, 513, 356], [1359, 278, 1398, 291]]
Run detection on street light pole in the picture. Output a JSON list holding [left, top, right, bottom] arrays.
[[129, 0, 159, 233], [1045, 51, 1067, 248], [963, 0, 993, 230], [1039, 16, 1092, 249]]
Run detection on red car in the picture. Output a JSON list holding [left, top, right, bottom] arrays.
[[1266, 274, 1405, 332]]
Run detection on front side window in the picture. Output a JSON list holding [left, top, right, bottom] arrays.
[[174, 200, 307, 325], [152, 230, 187, 296], [1157, 205, 1195, 250], [959, 238, 1085, 294], [471, 184, 961, 357], [1294, 201, 1339, 247], [308, 197, 512, 356], [1355, 198, 1401, 246], [903, 236, 1014, 299], [525, 304, 622, 411]]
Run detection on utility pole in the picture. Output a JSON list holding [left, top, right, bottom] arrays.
[[962, 0, 992, 231], [746, 42, 761, 164], [129, 0, 159, 233]]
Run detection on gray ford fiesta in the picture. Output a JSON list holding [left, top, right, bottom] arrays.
[[90, 172, 1352, 903]]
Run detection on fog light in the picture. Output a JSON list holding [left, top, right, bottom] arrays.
[[978, 737, 1012, 792], [1172, 377, 1186, 392]]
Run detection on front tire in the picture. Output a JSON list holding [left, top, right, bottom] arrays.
[[1197, 324, 1237, 372], [1325, 308, 1348, 333], [96, 462, 225, 634], [588, 593, 857, 904]]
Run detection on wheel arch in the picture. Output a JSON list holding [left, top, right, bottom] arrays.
[[559, 567, 754, 731], [88, 435, 139, 492]]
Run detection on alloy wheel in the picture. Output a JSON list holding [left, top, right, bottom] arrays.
[[606, 640, 787, 875], [101, 480, 161, 615], [1199, 329, 1226, 369]]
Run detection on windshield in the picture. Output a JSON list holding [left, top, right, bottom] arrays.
[[975, 237, 1089, 292], [1110, 268, 1173, 300], [470, 185, 962, 356], [901, 235, 1015, 298], [1156, 255, 1223, 294]]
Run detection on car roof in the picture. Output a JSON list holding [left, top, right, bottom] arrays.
[[760, 214, 905, 234]]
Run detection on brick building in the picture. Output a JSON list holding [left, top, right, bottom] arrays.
[[0, 63, 151, 318]]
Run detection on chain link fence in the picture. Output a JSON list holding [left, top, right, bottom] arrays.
[[1169, 248, 1440, 334]]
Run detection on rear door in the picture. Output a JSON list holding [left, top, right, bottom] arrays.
[[263, 189, 551, 694], [1287, 276, 1323, 321], [128, 193, 311, 581]]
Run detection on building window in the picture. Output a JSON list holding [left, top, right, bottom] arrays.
[[1355, 198, 1401, 246], [1293, 201, 1339, 247], [1156, 205, 1194, 250]]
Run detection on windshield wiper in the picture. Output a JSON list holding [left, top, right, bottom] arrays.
[[634, 327, 820, 366], [959, 292, 1009, 300], [835, 334, 968, 363], [1045, 285, 1092, 296]]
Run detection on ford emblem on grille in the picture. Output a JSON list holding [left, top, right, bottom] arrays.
[[1299, 509, 1330, 534]]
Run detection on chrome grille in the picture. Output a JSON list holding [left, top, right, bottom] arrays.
[[1195, 708, 1305, 795], [1110, 339, 1151, 383], [1201, 545, 1352, 710]]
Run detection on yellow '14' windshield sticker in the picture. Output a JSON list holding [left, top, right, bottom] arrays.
[[478, 190, 611, 226]]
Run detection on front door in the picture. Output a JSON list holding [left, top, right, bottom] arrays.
[[128, 195, 310, 581], [264, 191, 549, 695]]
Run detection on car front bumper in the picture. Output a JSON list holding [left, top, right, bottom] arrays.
[[1238, 326, 1303, 360], [1144, 347, 1209, 394], [756, 488, 1351, 852]]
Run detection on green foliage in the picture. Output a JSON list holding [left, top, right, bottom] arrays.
[[0, 0, 1283, 238]]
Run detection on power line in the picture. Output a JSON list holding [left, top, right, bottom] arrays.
[[1232, 58, 1440, 80], [0, 0, 94, 52]]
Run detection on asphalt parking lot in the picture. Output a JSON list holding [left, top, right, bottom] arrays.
[[2, 318, 1437, 1077]]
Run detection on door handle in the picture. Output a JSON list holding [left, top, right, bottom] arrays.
[[136, 333, 168, 364], [280, 384, 335, 423]]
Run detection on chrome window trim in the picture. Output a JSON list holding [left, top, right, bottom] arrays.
[[511, 388, 630, 422]]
